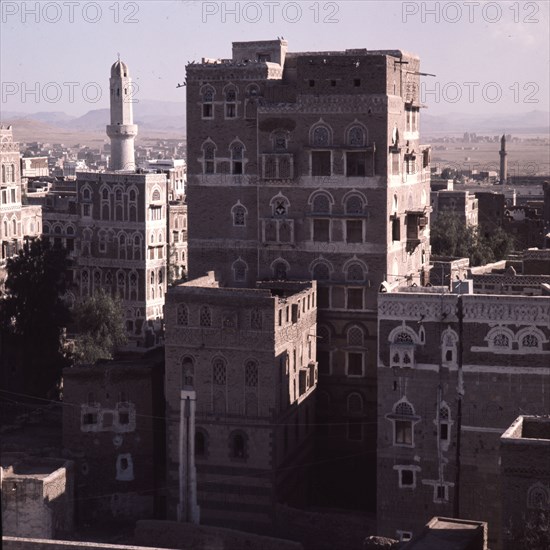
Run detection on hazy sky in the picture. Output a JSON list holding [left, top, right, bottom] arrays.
[[1, 0, 549, 117]]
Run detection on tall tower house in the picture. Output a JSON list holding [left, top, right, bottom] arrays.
[[499, 134, 507, 185], [184, 39, 431, 510], [106, 59, 137, 171]]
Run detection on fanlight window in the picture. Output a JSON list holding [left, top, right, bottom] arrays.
[[177, 304, 188, 326], [348, 327, 364, 347], [345, 195, 364, 215], [348, 126, 365, 147], [152, 190, 161, 202], [274, 132, 287, 151], [493, 333, 510, 348], [521, 334, 539, 348], [245, 361, 258, 387], [312, 126, 330, 147], [213, 359, 227, 385], [312, 262, 330, 281], [203, 87, 214, 102], [312, 194, 331, 214], [346, 263, 365, 282]]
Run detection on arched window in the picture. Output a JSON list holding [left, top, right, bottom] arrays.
[[439, 403, 451, 444], [115, 189, 122, 201], [527, 483, 550, 510], [152, 189, 161, 202], [392, 400, 415, 447], [203, 143, 215, 174], [245, 360, 258, 387], [312, 261, 330, 281], [346, 263, 365, 282], [177, 304, 188, 326], [181, 357, 194, 387], [347, 393, 364, 414], [230, 432, 246, 458], [129, 189, 137, 202], [202, 86, 214, 118], [250, 309, 262, 330], [442, 328, 458, 365], [232, 203, 247, 226], [272, 260, 288, 280], [311, 125, 330, 146], [225, 86, 237, 118], [232, 259, 247, 282], [273, 132, 287, 152], [230, 143, 244, 174], [212, 358, 226, 385], [311, 193, 331, 214], [102, 188, 109, 200], [517, 328, 545, 351], [347, 326, 364, 347], [348, 125, 366, 147], [345, 194, 364, 214], [82, 187, 91, 200], [271, 194, 289, 217], [200, 306, 212, 327]]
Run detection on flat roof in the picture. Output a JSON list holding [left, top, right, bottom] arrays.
[[404, 517, 486, 550]]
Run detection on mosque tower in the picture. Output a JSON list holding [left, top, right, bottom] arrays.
[[499, 134, 508, 185], [106, 58, 137, 171]]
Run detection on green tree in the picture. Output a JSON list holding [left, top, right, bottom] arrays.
[[1, 238, 71, 397], [71, 289, 127, 365], [431, 211, 514, 267]]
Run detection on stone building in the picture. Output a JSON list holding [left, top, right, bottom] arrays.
[[36, 61, 169, 347], [0, 126, 42, 286], [500, 415, 550, 550], [377, 287, 550, 548], [185, 39, 431, 507], [164, 272, 317, 532], [74, 169, 167, 346], [168, 198, 187, 283], [1, 454, 74, 539], [62, 354, 165, 522], [430, 189, 478, 226]]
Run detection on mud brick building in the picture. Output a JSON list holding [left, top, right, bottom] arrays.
[[62, 355, 165, 523], [164, 272, 317, 532], [377, 288, 550, 548], [0, 125, 42, 286], [185, 39, 431, 506], [500, 415, 550, 550], [1, 455, 74, 539]]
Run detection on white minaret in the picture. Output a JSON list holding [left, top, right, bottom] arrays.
[[106, 58, 137, 171]]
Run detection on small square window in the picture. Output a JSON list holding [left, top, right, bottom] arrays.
[[330, 80, 336, 87], [203, 104, 213, 118], [347, 352, 363, 376], [118, 411, 130, 425], [401, 469, 414, 487], [354, 79, 361, 87], [346, 220, 363, 243], [309, 79, 315, 87], [83, 413, 97, 425], [313, 219, 330, 242], [436, 485, 447, 501], [347, 288, 363, 310], [440, 423, 449, 441]]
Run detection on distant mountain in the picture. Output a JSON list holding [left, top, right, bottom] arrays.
[[3, 105, 547, 142], [422, 110, 550, 135], [2, 100, 186, 134]]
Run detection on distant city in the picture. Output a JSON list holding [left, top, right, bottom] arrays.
[[1, 35, 549, 550]]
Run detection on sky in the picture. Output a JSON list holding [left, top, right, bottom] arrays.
[[1, 0, 549, 117]]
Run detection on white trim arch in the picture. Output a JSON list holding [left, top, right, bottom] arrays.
[[308, 190, 334, 213], [309, 119, 333, 146], [345, 121, 368, 147]]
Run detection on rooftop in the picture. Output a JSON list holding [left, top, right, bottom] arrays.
[[501, 415, 550, 443], [403, 517, 487, 550]]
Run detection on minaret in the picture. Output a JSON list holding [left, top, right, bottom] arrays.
[[106, 58, 137, 171], [499, 134, 507, 185]]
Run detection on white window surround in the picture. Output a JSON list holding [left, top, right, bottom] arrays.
[[471, 326, 549, 354], [386, 398, 420, 448], [422, 479, 454, 503], [393, 464, 421, 489]]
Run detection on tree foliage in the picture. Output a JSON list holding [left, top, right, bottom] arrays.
[[71, 289, 127, 365], [1, 238, 71, 397], [431, 211, 515, 266]]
